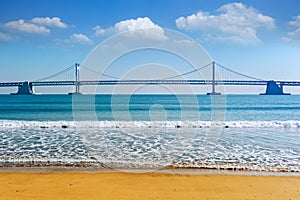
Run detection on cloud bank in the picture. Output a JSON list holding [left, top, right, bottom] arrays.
[[284, 15, 300, 44], [1, 17, 68, 37], [0, 32, 12, 41], [69, 33, 93, 45], [93, 17, 167, 41], [3, 19, 50, 35], [31, 17, 68, 29], [175, 3, 275, 44]]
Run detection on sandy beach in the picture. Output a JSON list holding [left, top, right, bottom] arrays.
[[0, 169, 299, 200]]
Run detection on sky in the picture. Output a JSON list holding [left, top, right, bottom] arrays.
[[0, 0, 300, 94]]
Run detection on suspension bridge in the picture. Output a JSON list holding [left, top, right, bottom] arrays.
[[0, 61, 299, 95]]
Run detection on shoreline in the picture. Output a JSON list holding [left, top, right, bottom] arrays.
[[1, 166, 300, 177]]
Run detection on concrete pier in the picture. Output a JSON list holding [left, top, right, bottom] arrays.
[[11, 81, 34, 95], [260, 80, 290, 95]]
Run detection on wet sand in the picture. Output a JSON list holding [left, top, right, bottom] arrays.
[[0, 169, 299, 200]]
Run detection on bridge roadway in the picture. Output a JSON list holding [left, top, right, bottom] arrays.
[[1, 80, 300, 87], [1, 80, 300, 95]]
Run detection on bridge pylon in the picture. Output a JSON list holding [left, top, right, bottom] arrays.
[[207, 61, 221, 95], [68, 63, 81, 95]]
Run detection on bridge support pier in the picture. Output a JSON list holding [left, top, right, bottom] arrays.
[[260, 80, 290, 95], [11, 81, 34, 95]]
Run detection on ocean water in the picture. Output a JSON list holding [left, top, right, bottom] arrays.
[[0, 94, 299, 172]]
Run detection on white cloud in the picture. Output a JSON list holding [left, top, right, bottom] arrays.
[[114, 17, 160, 31], [289, 16, 300, 27], [0, 32, 12, 41], [92, 25, 106, 36], [31, 17, 67, 28], [3, 19, 50, 34], [93, 17, 167, 40], [1, 17, 67, 37], [69, 33, 93, 45], [285, 15, 300, 43], [288, 28, 300, 37], [175, 2, 275, 44]]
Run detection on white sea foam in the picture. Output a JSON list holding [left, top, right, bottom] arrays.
[[1, 120, 300, 129], [0, 120, 299, 172]]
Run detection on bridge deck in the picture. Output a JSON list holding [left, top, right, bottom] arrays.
[[1, 80, 300, 87]]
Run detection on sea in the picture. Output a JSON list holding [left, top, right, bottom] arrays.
[[0, 94, 299, 173]]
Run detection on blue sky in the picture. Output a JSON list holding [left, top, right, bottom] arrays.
[[0, 0, 300, 94]]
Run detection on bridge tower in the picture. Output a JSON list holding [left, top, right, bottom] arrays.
[[69, 63, 81, 95], [75, 63, 80, 94], [207, 61, 221, 95]]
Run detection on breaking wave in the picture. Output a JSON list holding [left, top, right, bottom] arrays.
[[1, 120, 300, 129]]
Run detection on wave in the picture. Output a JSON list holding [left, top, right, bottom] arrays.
[[1, 120, 300, 129]]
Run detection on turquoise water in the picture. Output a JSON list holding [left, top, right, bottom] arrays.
[[1, 94, 300, 121], [0, 94, 299, 171]]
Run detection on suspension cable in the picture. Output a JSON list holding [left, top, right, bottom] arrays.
[[161, 62, 212, 80], [34, 62, 264, 83], [215, 62, 265, 81], [35, 64, 75, 81], [80, 62, 212, 81], [80, 65, 124, 80]]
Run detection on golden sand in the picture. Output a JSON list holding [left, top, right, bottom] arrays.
[[0, 171, 299, 200]]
